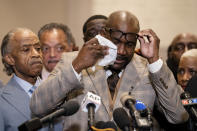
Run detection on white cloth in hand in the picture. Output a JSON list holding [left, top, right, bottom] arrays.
[[95, 34, 117, 66]]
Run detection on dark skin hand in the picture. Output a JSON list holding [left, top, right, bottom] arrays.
[[72, 38, 108, 73], [138, 29, 160, 64]]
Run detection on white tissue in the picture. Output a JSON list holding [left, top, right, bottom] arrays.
[[95, 34, 117, 66]]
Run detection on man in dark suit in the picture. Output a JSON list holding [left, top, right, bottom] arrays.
[[31, 11, 188, 131], [0, 28, 43, 131]]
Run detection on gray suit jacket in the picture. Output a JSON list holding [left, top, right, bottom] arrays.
[[31, 52, 188, 131], [0, 76, 31, 131], [0, 76, 62, 131]]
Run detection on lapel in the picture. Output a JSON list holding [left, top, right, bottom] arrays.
[[1, 76, 31, 119], [84, 55, 148, 117], [114, 54, 148, 109], [84, 66, 112, 116]]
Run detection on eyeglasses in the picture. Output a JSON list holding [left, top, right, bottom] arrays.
[[105, 27, 139, 43]]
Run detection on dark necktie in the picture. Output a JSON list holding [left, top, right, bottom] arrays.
[[107, 70, 120, 99]]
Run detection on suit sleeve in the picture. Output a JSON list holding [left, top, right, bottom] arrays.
[[30, 52, 83, 116], [149, 62, 189, 124], [0, 101, 5, 131]]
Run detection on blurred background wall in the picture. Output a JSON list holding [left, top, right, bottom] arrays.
[[0, 0, 197, 83]]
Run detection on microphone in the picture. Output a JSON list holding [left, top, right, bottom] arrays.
[[135, 100, 153, 129], [182, 98, 197, 106], [113, 107, 131, 131], [113, 108, 131, 131], [120, 94, 151, 129], [81, 92, 101, 129], [95, 121, 117, 131], [41, 100, 80, 124], [18, 100, 80, 131], [135, 100, 148, 117], [181, 92, 197, 121]]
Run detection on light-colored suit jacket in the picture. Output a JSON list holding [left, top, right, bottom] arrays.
[[0, 76, 31, 131], [31, 52, 188, 131]]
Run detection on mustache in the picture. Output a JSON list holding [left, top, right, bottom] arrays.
[[30, 59, 42, 65], [48, 59, 59, 64], [116, 55, 128, 61]]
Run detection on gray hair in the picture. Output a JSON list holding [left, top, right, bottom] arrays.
[[38, 22, 76, 45], [1, 28, 31, 76]]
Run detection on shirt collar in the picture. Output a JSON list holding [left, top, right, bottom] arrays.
[[13, 74, 41, 97], [41, 67, 50, 81], [105, 69, 123, 78]]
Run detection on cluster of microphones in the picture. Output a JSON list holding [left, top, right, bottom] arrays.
[[19, 91, 197, 131]]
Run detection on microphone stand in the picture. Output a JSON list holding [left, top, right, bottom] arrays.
[[87, 103, 96, 131], [129, 107, 138, 131], [48, 121, 54, 131]]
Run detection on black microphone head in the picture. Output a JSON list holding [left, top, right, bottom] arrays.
[[180, 92, 191, 99], [104, 121, 117, 131], [95, 121, 105, 129], [186, 75, 197, 97], [62, 100, 80, 116], [113, 108, 130, 130]]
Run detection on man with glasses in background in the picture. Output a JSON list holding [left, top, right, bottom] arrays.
[[166, 33, 197, 81], [31, 11, 188, 131]]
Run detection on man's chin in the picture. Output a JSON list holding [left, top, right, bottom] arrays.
[[45, 65, 56, 72], [111, 63, 126, 70], [45, 67, 53, 72]]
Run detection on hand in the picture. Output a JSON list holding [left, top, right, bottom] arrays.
[[138, 29, 160, 63], [72, 38, 108, 73]]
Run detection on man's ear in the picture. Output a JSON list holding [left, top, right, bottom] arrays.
[[3, 54, 15, 66]]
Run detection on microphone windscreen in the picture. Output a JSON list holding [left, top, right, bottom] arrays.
[[180, 92, 191, 99], [186, 75, 197, 97], [95, 121, 105, 129], [104, 121, 117, 131], [135, 100, 148, 117], [120, 94, 135, 107], [62, 100, 80, 116], [113, 108, 130, 129], [135, 100, 146, 111]]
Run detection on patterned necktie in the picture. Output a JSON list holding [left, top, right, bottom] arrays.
[[107, 69, 120, 99]]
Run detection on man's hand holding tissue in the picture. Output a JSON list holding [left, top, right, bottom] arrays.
[[72, 38, 109, 73]]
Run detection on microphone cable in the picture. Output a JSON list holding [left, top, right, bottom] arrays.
[[90, 125, 116, 131]]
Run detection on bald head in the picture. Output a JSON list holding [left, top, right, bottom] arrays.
[[103, 11, 140, 71], [107, 11, 140, 33], [168, 33, 197, 65], [171, 33, 197, 46]]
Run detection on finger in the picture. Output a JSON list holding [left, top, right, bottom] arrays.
[[92, 49, 106, 59], [137, 35, 146, 45], [85, 37, 99, 46], [139, 29, 159, 43]]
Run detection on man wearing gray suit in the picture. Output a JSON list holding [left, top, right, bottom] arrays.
[[31, 11, 189, 130], [0, 28, 43, 131]]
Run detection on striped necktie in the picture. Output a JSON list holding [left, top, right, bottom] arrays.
[[107, 69, 120, 99]]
